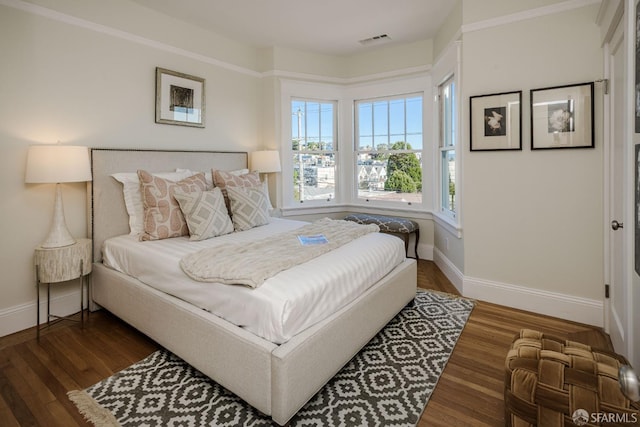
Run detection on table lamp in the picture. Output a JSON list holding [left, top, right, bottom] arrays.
[[25, 145, 92, 248], [250, 150, 281, 183]]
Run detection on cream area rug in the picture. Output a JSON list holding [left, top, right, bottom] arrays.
[[69, 290, 474, 426]]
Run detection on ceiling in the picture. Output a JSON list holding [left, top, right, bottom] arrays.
[[131, 0, 456, 56]]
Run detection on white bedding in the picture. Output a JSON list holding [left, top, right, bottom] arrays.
[[102, 217, 405, 344]]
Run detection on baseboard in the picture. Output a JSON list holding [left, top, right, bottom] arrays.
[[433, 247, 464, 294], [464, 276, 604, 328], [416, 242, 433, 261], [0, 288, 84, 338], [432, 250, 603, 327]]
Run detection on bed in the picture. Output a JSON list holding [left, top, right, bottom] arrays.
[[89, 148, 417, 425]]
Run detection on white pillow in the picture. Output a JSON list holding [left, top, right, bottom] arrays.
[[226, 185, 271, 231], [174, 188, 234, 240], [111, 170, 194, 235]]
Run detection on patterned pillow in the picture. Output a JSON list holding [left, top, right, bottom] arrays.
[[176, 168, 249, 190], [212, 169, 261, 212], [138, 170, 208, 241], [174, 188, 233, 241], [226, 185, 270, 231], [111, 170, 194, 236]]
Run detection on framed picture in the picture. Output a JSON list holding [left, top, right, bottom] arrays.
[[530, 82, 593, 149], [155, 67, 205, 128], [470, 91, 522, 151]]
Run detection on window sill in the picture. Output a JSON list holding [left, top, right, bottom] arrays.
[[281, 203, 434, 220], [432, 211, 462, 238]]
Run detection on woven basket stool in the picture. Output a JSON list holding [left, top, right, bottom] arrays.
[[505, 329, 639, 426]]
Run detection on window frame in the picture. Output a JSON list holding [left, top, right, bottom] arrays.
[[354, 93, 425, 209], [279, 80, 343, 209], [290, 98, 338, 204], [439, 76, 456, 218], [279, 75, 432, 215], [431, 40, 462, 238]]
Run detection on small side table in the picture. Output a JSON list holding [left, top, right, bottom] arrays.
[[34, 238, 92, 338]]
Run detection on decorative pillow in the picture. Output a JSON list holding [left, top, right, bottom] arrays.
[[173, 188, 233, 241], [226, 185, 270, 231], [176, 168, 249, 190], [112, 170, 194, 235], [138, 170, 208, 241], [212, 169, 262, 212]]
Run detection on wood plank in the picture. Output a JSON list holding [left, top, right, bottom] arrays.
[[0, 393, 21, 427]]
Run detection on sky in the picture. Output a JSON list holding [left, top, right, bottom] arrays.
[[292, 96, 423, 152]]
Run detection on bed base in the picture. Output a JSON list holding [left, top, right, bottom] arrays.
[[92, 258, 416, 425]]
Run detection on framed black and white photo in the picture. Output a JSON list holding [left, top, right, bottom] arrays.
[[530, 82, 593, 149], [155, 67, 205, 128], [470, 91, 522, 151]]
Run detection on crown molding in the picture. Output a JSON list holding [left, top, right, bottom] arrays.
[[2, 0, 433, 85], [264, 64, 431, 85], [461, 0, 601, 34], [0, 0, 263, 78]]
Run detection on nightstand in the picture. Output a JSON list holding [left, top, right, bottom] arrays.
[[34, 238, 92, 338]]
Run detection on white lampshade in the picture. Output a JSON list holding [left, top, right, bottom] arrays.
[[25, 145, 92, 248], [250, 150, 281, 173], [25, 145, 92, 183]]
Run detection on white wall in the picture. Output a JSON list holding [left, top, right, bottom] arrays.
[[0, 1, 263, 336], [459, 2, 605, 324]]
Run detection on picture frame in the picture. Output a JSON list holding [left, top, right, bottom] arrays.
[[470, 91, 522, 151], [155, 67, 205, 128], [530, 82, 593, 149]]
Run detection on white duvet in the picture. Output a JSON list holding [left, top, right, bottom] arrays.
[[102, 217, 406, 344]]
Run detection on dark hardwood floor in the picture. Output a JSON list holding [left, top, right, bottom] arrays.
[[0, 260, 611, 426]]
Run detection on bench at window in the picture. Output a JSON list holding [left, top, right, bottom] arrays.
[[344, 213, 419, 260]]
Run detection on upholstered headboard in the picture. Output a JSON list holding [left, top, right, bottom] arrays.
[[89, 148, 248, 262]]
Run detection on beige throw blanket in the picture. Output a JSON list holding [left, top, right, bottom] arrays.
[[180, 218, 379, 288]]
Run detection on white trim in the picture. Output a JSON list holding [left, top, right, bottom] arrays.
[[464, 276, 604, 327], [1, 0, 432, 84], [417, 242, 434, 262], [265, 65, 432, 85], [434, 249, 604, 327], [461, 0, 601, 34], [0, 288, 85, 338], [280, 204, 434, 221], [432, 211, 462, 239], [0, 0, 263, 78], [433, 247, 464, 294]]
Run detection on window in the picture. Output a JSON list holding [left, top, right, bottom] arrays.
[[439, 76, 456, 216], [355, 94, 423, 206], [291, 99, 337, 203]]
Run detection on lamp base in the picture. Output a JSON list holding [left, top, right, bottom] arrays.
[[40, 184, 76, 249]]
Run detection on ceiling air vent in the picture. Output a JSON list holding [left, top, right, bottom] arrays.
[[358, 34, 391, 46]]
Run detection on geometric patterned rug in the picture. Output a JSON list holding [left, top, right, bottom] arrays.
[[69, 290, 474, 427]]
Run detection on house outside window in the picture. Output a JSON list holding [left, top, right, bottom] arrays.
[[291, 99, 337, 203], [355, 94, 424, 206]]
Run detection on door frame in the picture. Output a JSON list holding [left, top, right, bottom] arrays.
[[601, 0, 635, 363]]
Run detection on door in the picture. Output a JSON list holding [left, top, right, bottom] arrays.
[[606, 10, 631, 359]]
